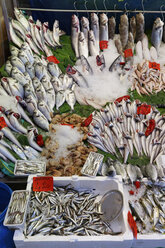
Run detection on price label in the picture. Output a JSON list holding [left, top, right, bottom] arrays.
[[0, 117, 7, 130], [47, 56, 60, 64], [81, 114, 93, 127], [115, 95, 130, 103], [99, 40, 108, 50], [33, 177, 53, 192], [137, 104, 151, 115], [124, 49, 133, 58], [149, 61, 160, 70]]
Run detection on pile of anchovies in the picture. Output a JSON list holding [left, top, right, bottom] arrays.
[[6, 191, 29, 224], [25, 185, 114, 236], [129, 185, 165, 234], [15, 160, 45, 176]]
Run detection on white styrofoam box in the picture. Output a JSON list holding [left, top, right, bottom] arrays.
[[132, 234, 165, 248], [14, 175, 133, 248]]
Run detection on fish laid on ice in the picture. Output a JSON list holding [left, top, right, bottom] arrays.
[[55, 90, 66, 110], [27, 128, 43, 152], [80, 55, 93, 75], [11, 144, 27, 160], [38, 100, 51, 122], [9, 22, 23, 48], [65, 89, 76, 111], [47, 62, 61, 78], [23, 145, 40, 160], [33, 109, 49, 131], [71, 14, 80, 58], [151, 17, 164, 52], [88, 30, 99, 56], [66, 65, 88, 87]]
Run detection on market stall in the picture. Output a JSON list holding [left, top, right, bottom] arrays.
[[0, 1, 165, 247]]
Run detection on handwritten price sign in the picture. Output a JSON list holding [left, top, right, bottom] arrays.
[[47, 56, 60, 64], [149, 62, 160, 70], [33, 177, 53, 192], [124, 49, 133, 58], [0, 117, 7, 130], [99, 40, 108, 50]]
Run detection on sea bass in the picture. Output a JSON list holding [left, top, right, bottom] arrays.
[[71, 14, 80, 58], [78, 32, 88, 58], [151, 18, 164, 52], [108, 16, 116, 40], [99, 13, 108, 41], [88, 30, 99, 56]]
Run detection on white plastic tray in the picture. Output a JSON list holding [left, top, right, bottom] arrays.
[[14, 160, 46, 177], [14, 175, 133, 248]]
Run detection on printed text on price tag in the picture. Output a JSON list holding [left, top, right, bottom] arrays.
[[33, 177, 53, 192], [47, 56, 60, 64]]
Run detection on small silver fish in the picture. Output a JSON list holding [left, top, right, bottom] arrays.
[[33, 109, 49, 131], [11, 144, 27, 160], [5, 60, 13, 76]]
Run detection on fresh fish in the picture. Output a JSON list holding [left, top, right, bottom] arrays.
[[17, 103, 34, 126], [25, 34, 40, 55], [33, 109, 49, 131], [134, 165, 143, 179], [0, 152, 7, 161], [58, 74, 73, 90], [25, 62, 35, 79], [21, 42, 34, 64], [45, 88, 56, 112], [0, 144, 16, 163], [0, 111, 19, 133], [14, 8, 30, 31], [146, 163, 158, 181], [26, 95, 38, 116], [99, 13, 108, 41], [24, 83, 37, 100], [114, 161, 127, 180], [27, 128, 43, 152], [151, 18, 164, 51], [108, 16, 116, 40], [38, 100, 51, 121], [96, 55, 105, 71], [135, 41, 143, 60], [43, 43, 53, 57], [8, 112, 27, 134], [119, 14, 129, 49], [114, 38, 124, 57], [9, 45, 19, 57], [1, 77, 13, 95], [18, 50, 30, 65], [9, 22, 23, 48], [11, 67, 27, 86], [11, 144, 27, 160], [32, 77, 41, 90], [23, 146, 40, 160], [88, 30, 99, 56], [35, 84, 47, 102], [71, 15, 80, 58], [35, 62, 47, 80], [51, 76, 63, 92], [66, 65, 88, 87], [0, 131, 12, 149], [130, 16, 136, 41], [3, 77, 24, 98], [11, 19, 26, 39], [81, 55, 93, 74], [65, 89, 76, 111], [29, 17, 43, 50], [43, 22, 56, 47], [53, 20, 61, 46], [78, 32, 88, 58], [136, 13, 145, 42], [34, 22, 44, 50], [5, 60, 13, 75], [91, 13, 99, 47], [150, 46, 158, 61], [56, 90, 66, 110], [47, 62, 61, 77], [109, 55, 122, 72]]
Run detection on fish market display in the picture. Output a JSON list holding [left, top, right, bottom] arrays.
[[88, 99, 165, 165], [9, 8, 65, 56], [131, 60, 165, 95], [4, 191, 29, 225], [42, 113, 97, 176], [14, 160, 46, 176], [128, 184, 165, 234], [25, 185, 115, 236], [151, 18, 164, 52]]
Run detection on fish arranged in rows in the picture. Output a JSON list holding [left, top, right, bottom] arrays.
[[9, 8, 65, 56], [131, 60, 165, 95], [25, 185, 114, 236], [129, 184, 165, 234], [88, 99, 165, 165], [100, 158, 164, 182]]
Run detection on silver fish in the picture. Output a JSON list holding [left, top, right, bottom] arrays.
[[78, 31, 88, 58], [35, 63, 47, 80], [5, 60, 13, 76], [32, 77, 41, 90], [66, 65, 88, 87], [146, 163, 158, 181], [21, 42, 34, 64], [53, 20, 61, 46], [29, 17, 43, 50], [51, 76, 63, 92], [3, 77, 24, 98], [65, 89, 76, 111], [33, 109, 49, 131], [0, 144, 16, 163], [47, 62, 61, 77], [10, 45, 19, 57], [11, 19, 26, 39], [136, 13, 145, 42], [81, 55, 93, 74], [25, 33, 40, 55], [18, 50, 30, 65], [24, 83, 37, 100], [38, 100, 51, 122], [8, 112, 27, 134], [11, 67, 27, 86], [11, 144, 27, 160], [14, 7, 30, 31], [0, 111, 19, 133], [91, 13, 99, 48], [43, 22, 56, 47], [27, 127, 43, 152], [17, 103, 34, 126], [1, 78, 13, 95], [108, 16, 116, 40], [151, 18, 164, 51], [26, 95, 38, 115], [9, 22, 23, 48], [96, 55, 105, 71], [35, 85, 47, 102], [126, 163, 137, 183], [23, 145, 40, 160], [56, 90, 66, 110], [81, 17, 89, 42], [0, 152, 7, 161], [88, 30, 99, 56], [109, 55, 122, 72], [99, 13, 108, 41], [71, 14, 80, 58], [0, 131, 12, 149], [25, 62, 35, 79]]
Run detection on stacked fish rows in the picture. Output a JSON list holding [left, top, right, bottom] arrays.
[[88, 99, 165, 165], [129, 184, 165, 234], [9, 8, 65, 56], [25, 185, 112, 236]]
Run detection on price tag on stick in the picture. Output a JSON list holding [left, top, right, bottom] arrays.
[[47, 56, 60, 64], [99, 40, 108, 50], [33, 177, 53, 192], [149, 62, 160, 70], [0, 117, 7, 130], [124, 49, 133, 58]]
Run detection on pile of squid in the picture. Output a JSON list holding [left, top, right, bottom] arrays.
[[88, 98, 165, 165], [9, 8, 65, 56]]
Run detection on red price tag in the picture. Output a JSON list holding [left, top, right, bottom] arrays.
[[115, 95, 130, 103], [124, 49, 133, 58], [61, 123, 74, 128], [127, 211, 137, 239], [47, 56, 60, 64], [99, 40, 108, 50], [33, 177, 53, 192], [81, 114, 93, 127], [137, 104, 151, 115], [0, 117, 7, 130], [149, 61, 160, 70], [145, 119, 155, 137]]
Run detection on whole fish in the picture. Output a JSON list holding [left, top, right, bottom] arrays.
[[0, 111, 19, 133], [43, 43, 53, 57], [81, 17, 89, 42], [96, 55, 105, 71], [26, 95, 38, 115], [35, 85, 47, 102], [56, 90, 66, 110], [99, 13, 108, 41], [17, 103, 34, 126], [25, 34, 40, 55], [3, 77, 24, 98], [33, 109, 49, 131], [126, 163, 137, 183], [10, 56, 25, 74], [151, 18, 164, 51], [0, 131, 12, 149], [27, 127, 43, 152], [119, 14, 129, 50], [29, 17, 43, 50], [108, 16, 116, 40], [11, 67, 27, 86], [51, 76, 63, 92], [23, 145, 40, 160], [23, 72, 32, 85], [45, 88, 56, 112], [47, 62, 61, 77], [91, 13, 99, 48], [59, 74, 73, 90], [135, 41, 143, 60], [43, 22, 56, 47], [0, 84, 8, 96], [18, 50, 29, 65], [41, 76, 54, 91], [0, 144, 16, 163], [78, 32, 88, 58], [8, 112, 27, 134], [35, 63, 49, 80], [1, 77, 12, 95], [14, 8, 30, 31], [146, 163, 158, 181], [114, 39, 124, 57], [109, 55, 122, 72], [66, 65, 88, 87], [53, 20, 61, 46], [11, 144, 27, 160], [130, 16, 136, 41], [25, 62, 35, 79], [24, 83, 37, 100], [34, 23, 44, 50], [71, 14, 80, 58], [88, 30, 99, 56], [10, 45, 19, 57], [136, 13, 145, 42], [21, 42, 34, 64], [32, 77, 41, 90], [38, 100, 51, 121], [11, 19, 26, 39], [65, 89, 76, 111], [5, 60, 12, 76], [1, 126, 22, 149], [81, 55, 93, 75], [150, 46, 158, 61], [9, 22, 23, 48]]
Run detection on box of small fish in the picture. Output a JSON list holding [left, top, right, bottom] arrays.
[[14, 160, 46, 176], [13, 175, 133, 248]]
